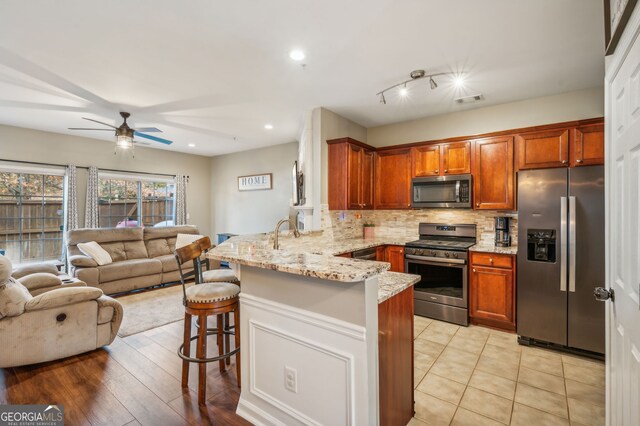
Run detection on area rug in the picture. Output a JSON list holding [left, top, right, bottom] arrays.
[[115, 283, 192, 337]]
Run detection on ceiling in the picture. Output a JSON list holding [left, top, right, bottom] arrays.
[[0, 1, 604, 156]]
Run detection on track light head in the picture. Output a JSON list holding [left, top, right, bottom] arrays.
[[380, 93, 387, 104], [429, 77, 438, 90]]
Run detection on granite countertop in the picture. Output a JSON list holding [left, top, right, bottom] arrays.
[[208, 231, 417, 284], [469, 244, 518, 255], [377, 271, 420, 304]]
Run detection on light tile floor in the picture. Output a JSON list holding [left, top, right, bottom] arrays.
[[410, 316, 606, 426]]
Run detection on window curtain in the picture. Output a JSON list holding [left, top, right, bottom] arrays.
[[175, 174, 188, 225], [64, 165, 79, 230], [62, 165, 79, 270], [85, 166, 99, 228]]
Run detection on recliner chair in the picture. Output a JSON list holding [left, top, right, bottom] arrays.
[[0, 256, 123, 368]]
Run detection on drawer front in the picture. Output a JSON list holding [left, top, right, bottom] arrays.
[[470, 252, 513, 269]]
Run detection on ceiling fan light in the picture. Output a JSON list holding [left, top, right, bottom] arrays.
[[116, 134, 134, 149]]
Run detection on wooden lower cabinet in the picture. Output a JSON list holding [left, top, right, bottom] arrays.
[[378, 286, 414, 426], [384, 245, 405, 273], [336, 252, 352, 258], [469, 252, 516, 331]]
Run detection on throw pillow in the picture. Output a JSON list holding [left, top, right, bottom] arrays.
[[175, 233, 204, 249], [0, 278, 32, 319], [77, 241, 113, 266]]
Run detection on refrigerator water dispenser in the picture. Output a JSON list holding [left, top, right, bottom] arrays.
[[526, 229, 556, 262]]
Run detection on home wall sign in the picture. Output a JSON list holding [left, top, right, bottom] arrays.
[[238, 173, 272, 191]]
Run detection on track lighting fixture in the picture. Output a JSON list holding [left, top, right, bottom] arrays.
[[376, 69, 459, 104]]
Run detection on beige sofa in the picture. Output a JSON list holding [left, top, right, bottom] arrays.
[[66, 225, 201, 295], [0, 257, 123, 368]]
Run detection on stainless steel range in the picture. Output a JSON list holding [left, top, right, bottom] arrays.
[[405, 223, 476, 326]]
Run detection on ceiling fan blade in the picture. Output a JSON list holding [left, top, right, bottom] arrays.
[[82, 117, 118, 129], [68, 127, 115, 131], [134, 131, 173, 145], [133, 127, 162, 133]]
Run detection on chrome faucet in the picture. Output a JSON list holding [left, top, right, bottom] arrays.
[[273, 218, 300, 249]]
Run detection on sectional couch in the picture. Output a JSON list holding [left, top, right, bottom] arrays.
[[66, 225, 204, 295]]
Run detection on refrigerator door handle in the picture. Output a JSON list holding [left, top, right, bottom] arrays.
[[560, 196, 568, 292], [569, 196, 576, 292]]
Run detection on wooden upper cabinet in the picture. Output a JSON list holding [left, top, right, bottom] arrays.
[[442, 141, 471, 175], [412, 141, 471, 177], [346, 144, 363, 209], [328, 138, 374, 210], [375, 148, 412, 209], [360, 149, 374, 208], [412, 145, 440, 177], [572, 124, 604, 167], [516, 129, 570, 170], [474, 136, 515, 210]]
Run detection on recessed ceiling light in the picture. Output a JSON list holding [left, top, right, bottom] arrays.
[[289, 49, 305, 61], [188, 143, 196, 147], [264, 123, 274, 130]]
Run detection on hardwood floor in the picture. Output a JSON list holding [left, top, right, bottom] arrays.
[[0, 318, 250, 426]]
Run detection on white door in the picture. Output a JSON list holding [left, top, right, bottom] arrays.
[[605, 6, 640, 425]]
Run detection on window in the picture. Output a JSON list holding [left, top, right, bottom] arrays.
[[0, 171, 64, 264], [98, 176, 174, 228]]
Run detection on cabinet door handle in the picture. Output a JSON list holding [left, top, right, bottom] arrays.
[[407, 203, 410, 207], [577, 159, 584, 164], [472, 268, 476, 272], [444, 169, 448, 173], [562, 160, 568, 164], [489, 258, 494, 263], [476, 202, 480, 208], [435, 169, 439, 174]]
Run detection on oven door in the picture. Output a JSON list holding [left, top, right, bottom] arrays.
[[405, 257, 468, 308]]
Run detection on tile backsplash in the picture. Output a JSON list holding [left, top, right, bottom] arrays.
[[320, 205, 518, 247]]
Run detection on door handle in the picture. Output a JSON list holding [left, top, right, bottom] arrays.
[[594, 287, 614, 302], [560, 196, 567, 292], [569, 196, 576, 292]]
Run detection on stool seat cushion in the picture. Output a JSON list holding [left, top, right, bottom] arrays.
[[186, 282, 239, 303], [202, 269, 238, 283]]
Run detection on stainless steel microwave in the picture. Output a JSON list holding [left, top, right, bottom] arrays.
[[411, 174, 472, 208]]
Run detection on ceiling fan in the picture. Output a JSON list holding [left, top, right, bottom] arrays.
[[69, 111, 173, 149]]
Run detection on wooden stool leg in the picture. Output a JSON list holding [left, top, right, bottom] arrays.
[[197, 314, 208, 405], [217, 314, 225, 372], [182, 312, 192, 388], [224, 312, 231, 365], [234, 305, 241, 388]]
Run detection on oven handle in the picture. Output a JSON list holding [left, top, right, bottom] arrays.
[[405, 255, 467, 266]]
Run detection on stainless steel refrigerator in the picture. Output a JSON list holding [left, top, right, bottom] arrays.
[[517, 166, 605, 354]]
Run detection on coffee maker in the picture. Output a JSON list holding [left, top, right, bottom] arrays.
[[495, 217, 511, 247]]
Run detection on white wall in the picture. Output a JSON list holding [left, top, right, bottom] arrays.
[[210, 142, 298, 237], [0, 124, 213, 235], [366, 87, 604, 147]]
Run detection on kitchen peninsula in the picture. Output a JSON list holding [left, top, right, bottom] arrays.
[[208, 231, 419, 426]]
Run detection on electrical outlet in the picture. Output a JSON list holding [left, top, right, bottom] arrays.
[[284, 366, 297, 393]]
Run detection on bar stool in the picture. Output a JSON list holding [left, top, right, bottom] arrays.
[[195, 236, 239, 362], [196, 236, 239, 284], [174, 241, 241, 405]]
